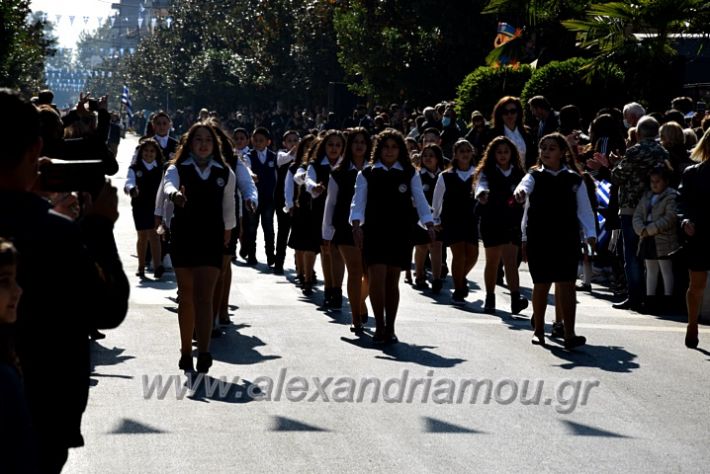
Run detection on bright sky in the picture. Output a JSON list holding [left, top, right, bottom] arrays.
[[30, 0, 116, 49]]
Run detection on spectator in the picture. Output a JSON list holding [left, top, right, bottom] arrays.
[[623, 102, 646, 129], [528, 95, 559, 140], [0, 89, 129, 473], [610, 116, 669, 311]]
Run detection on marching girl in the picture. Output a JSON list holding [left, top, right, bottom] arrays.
[[209, 122, 258, 331], [351, 129, 436, 344], [323, 128, 372, 332], [413, 144, 444, 293], [514, 132, 596, 349], [432, 139, 480, 306], [474, 136, 528, 314], [306, 130, 346, 308], [285, 135, 318, 294], [164, 123, 237, 373], [125, 138, 165, 279]]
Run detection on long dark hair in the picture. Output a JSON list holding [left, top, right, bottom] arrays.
[[337, 127, 372, 172], [370, 128, 413, 171], [536, 132, 581, 174], [475, 136, 524, 180], [170, 123, 228, 167], [491, 96, 525, 131], [309, 129, 345, 165], [294, 134, 316, 167], [133, 138, 164, 167], [419, 143, 444, 173]]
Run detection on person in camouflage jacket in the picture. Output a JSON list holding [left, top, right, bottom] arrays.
[[610, 116, 669, 310]]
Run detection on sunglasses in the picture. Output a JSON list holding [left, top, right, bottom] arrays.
[[502, 108, 518, 115]]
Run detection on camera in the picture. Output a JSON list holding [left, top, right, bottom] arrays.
[[88, 99, 99, 112], [39, 159, 106, 197]]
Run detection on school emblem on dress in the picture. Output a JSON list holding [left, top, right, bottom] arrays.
[[136, 170, 143, 178], [398, 184, 408, 193], [216, 177, 226, 187], [423, 184, 430, 192], [268, 161, 275, 167]]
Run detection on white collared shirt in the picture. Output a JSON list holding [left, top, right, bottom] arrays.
[[306, 156, 342, 198], [284, 167, 308, 211], [504, 126, 527, 158], [125, 159, 159, 193], [349, 161, 433, 226], [277, 149, 295, 167], [154, 134, 169, 149], [515, 165, 596, 241], [163, 157, 238, 230], [432, 166, 475, 223]]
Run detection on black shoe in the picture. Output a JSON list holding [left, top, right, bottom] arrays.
[[484, 293, 496, 314], [329, 289, 343, 309], [551, 322, 565, 339], [511, 293, 528, 315], [153, 265, 165, 279], [404, 270, 413, 285], [266, 255, 275, 268], [90, 329, 106, 340], [386, 334, 399, 345], [372, 331, 387, 344], [350, 324, 365, 334], [564, 335, 587, 350], [431, 279, 443, 294], [136, 269, 145, 279], [302, 283, 314, 297], [273, 264, 284, 275], [531, 332, 546, 346], [246, 256, 258, 266], [612, 299, 639, 310], [239, 247, 248, 260], [575, 282, 591, 292], [415, 277, 429, 290], [179, 353, 194, 371], [686, 325, 699, 349], [451, 289, 466, 306], [196, 352, 213, 373]]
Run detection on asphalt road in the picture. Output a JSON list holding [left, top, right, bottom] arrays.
[[63, 133, 710, 473]]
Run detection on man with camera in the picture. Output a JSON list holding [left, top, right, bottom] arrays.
[[0, 89, 129, 473]]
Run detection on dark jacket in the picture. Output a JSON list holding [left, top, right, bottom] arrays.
[[0, 191, 129, 452]]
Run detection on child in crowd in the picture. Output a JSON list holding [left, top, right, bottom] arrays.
[[307, 130, 346, 308], [515, 133, 596, 349], [125, 139, 165, 279], [432, 139, 479, 305], [351, 129, 436, 344], [323, 128, 372, 331], [475, 136, 528, 314], [243, 127, 277, 266], [274, 130, 301, 274], [150, 111, 179, 161], [286, 135, 318, 295], [633, 165, 679, 311], [413, 144, 444, 293]]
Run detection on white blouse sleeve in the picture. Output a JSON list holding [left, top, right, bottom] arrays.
[[322, 178, 339, 240], [349, 170, 368, 225], [294, 167, 307, 185], [576, 181, 597, 240], [306, 164, 322, 198], [431, 173, 446, 225], [410, 171, 433, 225], [163, 164, 180, 198], [125, 167, 137, 194], [475, 171, 489, 198], [222, 168, 237, 230], [284, 169, 295, 211]]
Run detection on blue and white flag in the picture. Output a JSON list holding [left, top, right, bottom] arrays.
[[120, 85, 133, 117], [595, 178, 612, 245]]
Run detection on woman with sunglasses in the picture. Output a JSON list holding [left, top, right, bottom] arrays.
[[486, 97, 537, 170]]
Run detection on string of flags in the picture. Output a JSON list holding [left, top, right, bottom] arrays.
[[37, 12, 174, 32]]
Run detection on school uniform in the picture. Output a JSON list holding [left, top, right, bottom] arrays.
[[350, 162, 433, 269], [432, 166, 479, 246], [245, 148, 278, 261], [224, 155, 258, 256], [678, 162, 710, 271], [274, 150, 295, 267], [323, 163, 360, 246], [307, 156, 342, 245], [164, 157, 237, 269], [286, 164, 321, 253], [412, 168, 440, 246], [516, 165, 596, 283], [124, 159, 162, 231], [153, 134, 179, 162], [475, 165, 525, 247]]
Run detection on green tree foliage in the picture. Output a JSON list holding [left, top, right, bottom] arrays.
[[333, 0, 495, 105], [520, 57, 626, 119], [0, 1, 56, 94], [562, 0, 710, 109], [455, 65, 532, 120]]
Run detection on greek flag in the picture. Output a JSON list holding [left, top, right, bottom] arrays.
[[120, 85, 133, 117], [595, 178, 612, 245]]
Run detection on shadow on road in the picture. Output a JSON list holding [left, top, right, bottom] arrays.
[[90, 342, 136, 386], [210, 323, 281, 365], [340, 335, 466, 368], [547, 343, 639, 373]]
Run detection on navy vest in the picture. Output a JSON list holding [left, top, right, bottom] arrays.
[[362, 165, 414, 233], [129, 160, 162, 211], [172, 163, 229, 233], [331, 166, 359, 237], [481, 166, 525, 223], [441, 169, 475, 227], [526, 169, 581, 242], [249, 149, 277, 203]]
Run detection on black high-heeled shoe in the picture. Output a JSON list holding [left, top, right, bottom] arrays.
[[685, 326, 699, 349], [179, 353, 194, 371], [531, 332, 546, 346], [564, 335, 587, 350], [196, 352, 213, 373]]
